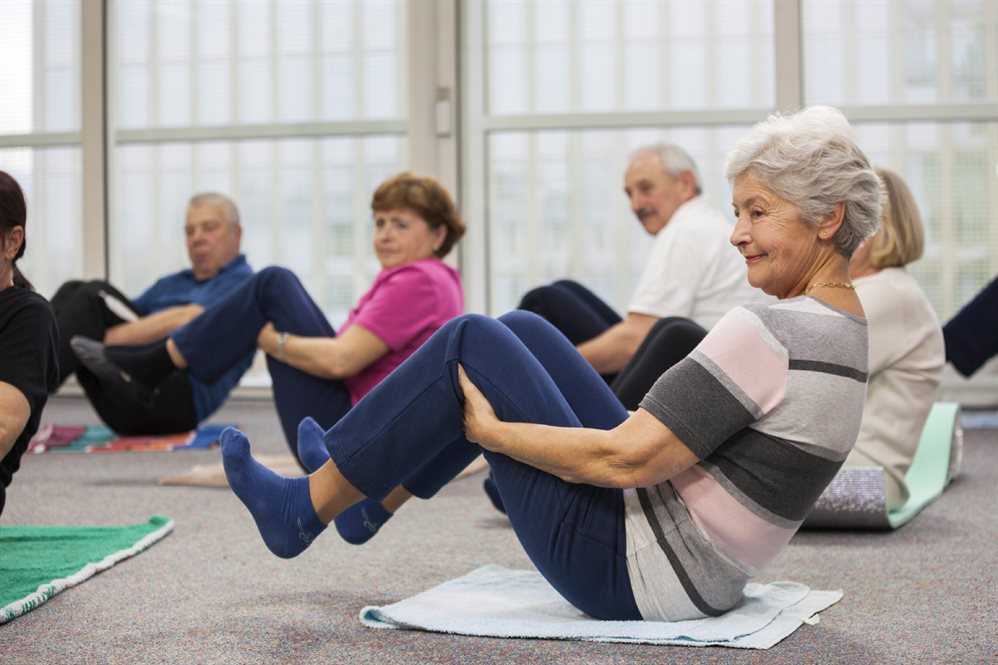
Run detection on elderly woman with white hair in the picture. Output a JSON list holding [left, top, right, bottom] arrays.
[[217, 106, 881, 622]]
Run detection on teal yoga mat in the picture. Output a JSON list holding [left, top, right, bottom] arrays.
[[888, 402, 961, 528], [0, 515, 174, 625]]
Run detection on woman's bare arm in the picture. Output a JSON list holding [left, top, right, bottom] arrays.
[[257, 323, 390, 380], [459, 365, 697, 488]]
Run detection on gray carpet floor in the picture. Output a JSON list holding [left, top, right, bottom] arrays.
[[1, 395, 995, 664]]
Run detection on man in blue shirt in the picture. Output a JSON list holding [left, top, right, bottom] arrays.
[[51, 192, 254, 434]]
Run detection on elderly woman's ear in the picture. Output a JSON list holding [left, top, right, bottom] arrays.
[[817, 202, 846, 241]]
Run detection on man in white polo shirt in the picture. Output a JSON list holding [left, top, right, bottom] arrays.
[[482, 144, 763, 513], [519, 143, 760, 404]]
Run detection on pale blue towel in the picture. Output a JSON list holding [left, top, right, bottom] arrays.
[[361, 565, 842, 649]]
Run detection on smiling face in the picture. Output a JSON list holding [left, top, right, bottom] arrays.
[[729, 172, 823, 299], [373, 207, 446, 270], [185, 204, 242, 281], [623, 151, 697, 236]]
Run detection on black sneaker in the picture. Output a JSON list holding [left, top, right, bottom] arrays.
[[70, 336, 156, 407]]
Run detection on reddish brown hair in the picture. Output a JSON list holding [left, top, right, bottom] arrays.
[[371, 172, 466, 258]]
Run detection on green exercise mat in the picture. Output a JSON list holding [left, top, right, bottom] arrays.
[[888, 402, 961, 528], [0, 515, 174, 625]]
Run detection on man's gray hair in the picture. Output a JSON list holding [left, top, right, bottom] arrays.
[[188, 192, 240, 227], [632, 143, 703, 195], [724, 106, 882, 258]]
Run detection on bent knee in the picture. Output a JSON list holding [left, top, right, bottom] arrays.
[[452, 312, 495, 329], [255, 266, 305, 296], [441, 313, 509, 340], [81, 280, 114, 295], [498, 309, 547, 331], [518, 284, 557, 310], [646, 316, 705, 340]]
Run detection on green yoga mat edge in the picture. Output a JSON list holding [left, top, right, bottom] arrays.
[[887, 402, 960, 528], [1, 515, 174, 626]]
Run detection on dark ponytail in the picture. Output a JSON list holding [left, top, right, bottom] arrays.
[[13, 265, 33, 290], [0, 170, 32, 291]]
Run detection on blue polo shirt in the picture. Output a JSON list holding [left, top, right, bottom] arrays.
[[132, 254, 254, 421]]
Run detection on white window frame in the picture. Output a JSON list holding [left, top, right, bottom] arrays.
[[4, 0, 996, 402], [458, 0, 998, 400]]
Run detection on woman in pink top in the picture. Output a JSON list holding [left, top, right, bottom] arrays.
[[73, 172, 465, 483]]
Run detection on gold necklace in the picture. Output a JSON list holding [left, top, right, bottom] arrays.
[[805, 281, 855, 295]]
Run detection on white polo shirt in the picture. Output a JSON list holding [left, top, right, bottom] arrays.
[[628, 196, 763, 329]]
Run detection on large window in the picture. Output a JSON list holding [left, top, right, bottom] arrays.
[[463, 0, 998, 331], [486, 0, 774, 115], [2, 0, 996, 396], [803, 0, 994, 106], [803, 0, 998, 322], [110, 0, 408, 327], [468, 0, 775, 315], [0, 0, 83, 298]]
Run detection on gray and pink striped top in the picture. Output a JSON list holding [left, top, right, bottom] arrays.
[[624, 296, 868, 621]]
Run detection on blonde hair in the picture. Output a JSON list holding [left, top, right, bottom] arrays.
[[867, 166, 925, 269]]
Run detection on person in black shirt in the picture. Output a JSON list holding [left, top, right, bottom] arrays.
[[0, 171, 59, 518]]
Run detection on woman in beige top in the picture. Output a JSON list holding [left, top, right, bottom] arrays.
[[844, 166, 945, 510]]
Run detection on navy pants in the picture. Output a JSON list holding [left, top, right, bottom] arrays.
[[613, 317, 707, 410], [518, 280, 706, 410], [172, 267, 352, 465], [519, 279, 623, 346], [323, 312, 643, 620], [944, 275, 998, 377]]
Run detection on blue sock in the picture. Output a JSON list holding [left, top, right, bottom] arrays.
[[483, 473, 506, 514], [221, 427, 326, 558], [296, 417, 390, 545], [296, 416, 330, 473], [334, 498, 393, 545]]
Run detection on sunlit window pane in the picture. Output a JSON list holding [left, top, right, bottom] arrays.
[[854, 121, 998, 321], [0, 148, 83, 299], [803, 0, 998, 106], [0, 0, 82, 299], [115, 0, 406, 130], [0, 0, 81, 134], [487, 0, 774, 115]]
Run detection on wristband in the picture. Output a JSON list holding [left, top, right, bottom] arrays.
[[276, 332, 289, 362]]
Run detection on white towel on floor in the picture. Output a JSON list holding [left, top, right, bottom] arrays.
[[360, 565, 842, 649]]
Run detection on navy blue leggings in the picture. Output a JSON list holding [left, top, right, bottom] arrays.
[[613, 317, 707, 410], [322, 312, 642, 620], [171, 267, 352, 465], [519, 280, 622, 346], [517, 280, 706, 409]]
